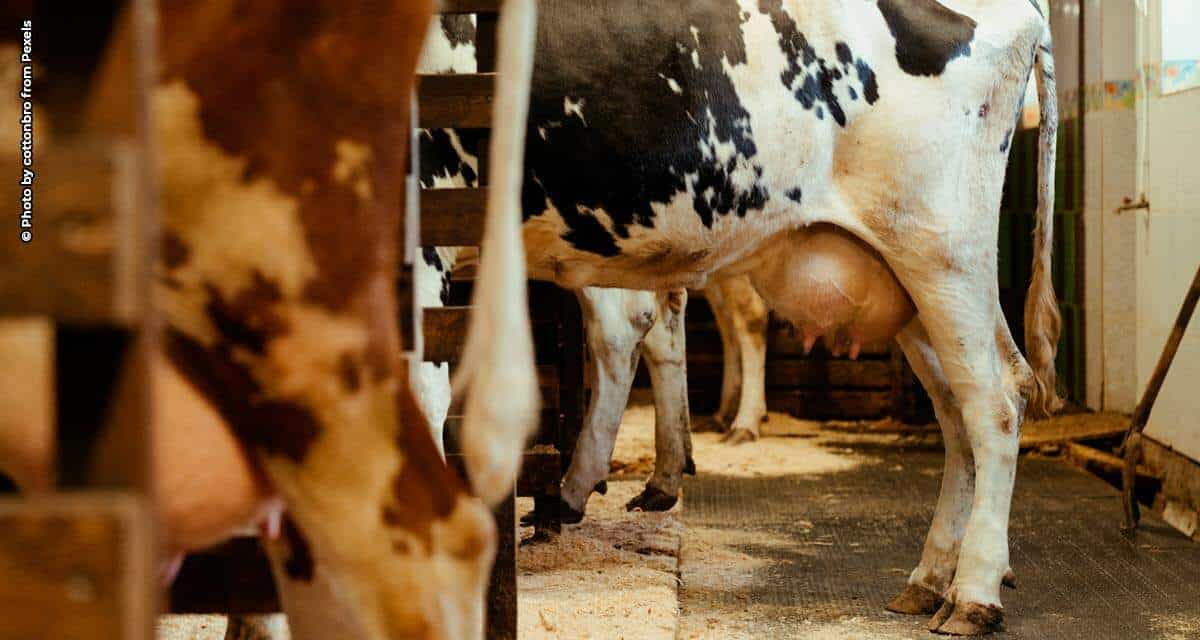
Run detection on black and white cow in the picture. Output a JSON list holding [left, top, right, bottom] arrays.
[[416, 15, 694, 518], [486, 0, 1061, 634]]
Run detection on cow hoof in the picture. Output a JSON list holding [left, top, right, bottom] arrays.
[[692, 415, 728, 433], [520, 528, 558, 546], [519, 498, 585, 527], [721, 428, 759, 445], [1002, 568, 1017, 590], [683, 456, 697, 476], [930, 600, 1004, 636], [626, 486, 679, 513], [593, 480, 609, 496], [885, 583, 944, 615]]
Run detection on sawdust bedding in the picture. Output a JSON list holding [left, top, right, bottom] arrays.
[[612, 402, 876, 479], [519, 401, 880, 639]]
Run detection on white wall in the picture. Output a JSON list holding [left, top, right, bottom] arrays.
[[1079, 0, 1141, 413], [1138, 0, 1200, 462]]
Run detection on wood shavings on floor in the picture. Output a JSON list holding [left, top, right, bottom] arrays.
[[613, 402, 874, 479], [156, 614, 226, 640], [518, 480, 682, 639]]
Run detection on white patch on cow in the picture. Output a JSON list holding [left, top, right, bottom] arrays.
[[413, 247, 459, 455], [332, 140, 373, 201], [563, 96, 587, 126], [658, 73, 684, 95], [690, 26, 703, 69], [537, 126, 548, 140], [153, 82, 318, 345]]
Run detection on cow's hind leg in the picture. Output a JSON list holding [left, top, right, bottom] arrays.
[[897, 275, 1028, 636], [629, 290, 691, 512], [717, 276, 769, 445], [557, 288, 656, 520], [696, 283, 739, 433], [886, 320, 973, 615]]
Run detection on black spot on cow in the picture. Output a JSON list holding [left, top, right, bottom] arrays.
[[758, 4, 879, 124], [877, 0, 977, 77], [281, 516, 315, 582], [785, 187, 803, 204], [523, 0, 769, 248], [204, 272, 288, 355], [162, 231, 191, 270], [856, 60, 880, 103], [439, 15, 476, 48], [422, 247, 445, 272], [835, 42, 853, 65]]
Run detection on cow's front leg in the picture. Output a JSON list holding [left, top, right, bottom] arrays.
[[558, 288, 656, 520], [716, 276, 769, 445], [628, 290, 692, 512], [902, 277, 1025, 636], [886, 320, 974, 615]]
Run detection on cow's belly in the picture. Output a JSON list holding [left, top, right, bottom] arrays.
[[750, 224, 915, 358]]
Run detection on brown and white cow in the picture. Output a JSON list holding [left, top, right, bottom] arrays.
[[1, 1, 541, 638]]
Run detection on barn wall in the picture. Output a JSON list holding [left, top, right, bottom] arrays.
[[1077, 0, 1142, 413], [1137, 0, 1200, 464]]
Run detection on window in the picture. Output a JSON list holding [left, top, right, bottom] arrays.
[[1161, 0, 1200, 94]]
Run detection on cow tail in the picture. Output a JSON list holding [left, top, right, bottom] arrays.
[[1024, 21, 1063, 419], [451, 0, 540, 506]]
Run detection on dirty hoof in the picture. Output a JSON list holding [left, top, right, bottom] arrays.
[[520, 528, 558, 546], [930, 600, 1004, 636], [692, 415, 728, 433], [721, 428, 759, 445], [885, 583, 944, 615], [1002, 569, 1017, 590], [626, 486, 679, 513], [593, 480, 608, 496], [683, 456, 697, 476], [519, 498, 585, 527]]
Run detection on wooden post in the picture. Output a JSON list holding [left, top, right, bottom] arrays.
[[0, 2, 160, 638]]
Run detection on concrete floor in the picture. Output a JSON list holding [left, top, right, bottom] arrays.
[[678, 428, 1200, 639]]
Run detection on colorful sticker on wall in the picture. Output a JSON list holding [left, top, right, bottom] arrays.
[[1162, 59, 1200, 95]]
